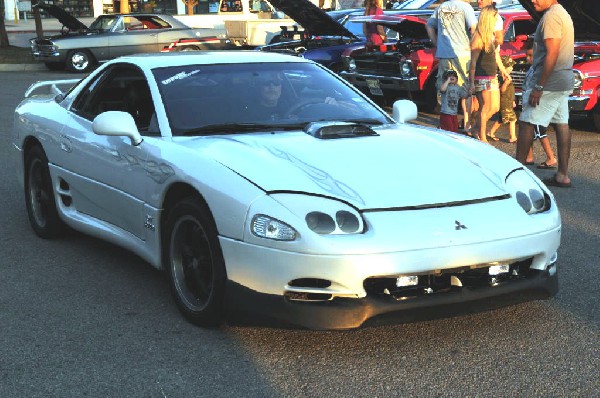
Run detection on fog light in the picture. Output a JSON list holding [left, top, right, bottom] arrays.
[[489, 264, 510, 275], [396, 275, 418, 287]]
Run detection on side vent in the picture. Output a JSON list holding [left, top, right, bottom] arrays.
[[304, 121, 379, 139]]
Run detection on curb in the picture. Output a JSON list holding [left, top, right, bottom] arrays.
[[0, 64, 47, 72]]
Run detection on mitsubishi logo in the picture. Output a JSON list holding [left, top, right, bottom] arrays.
[[455, 220, 467, 230]]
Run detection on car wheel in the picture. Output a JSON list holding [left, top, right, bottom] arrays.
[[44, 62, 65, 71], [592, 104, 600, 132], [421, 74, 440, 114], [24, 146, 64, 239], [66, 50, 94, 73], [163, 197, 226, 326], [179, 45, 200, 52]]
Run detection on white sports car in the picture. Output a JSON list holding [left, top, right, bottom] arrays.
[[13, 51, 560, 330]]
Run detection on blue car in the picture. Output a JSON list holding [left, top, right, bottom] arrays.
[[258, 0, 436, 73]]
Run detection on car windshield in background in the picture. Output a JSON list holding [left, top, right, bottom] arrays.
[[88, 15, 119, 32], [153, 62, 389, 136]]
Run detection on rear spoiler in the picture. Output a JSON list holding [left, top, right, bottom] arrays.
[[25, 79, 80, 98]]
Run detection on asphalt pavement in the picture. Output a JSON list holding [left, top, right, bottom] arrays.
[[0, 70, 598, 397]]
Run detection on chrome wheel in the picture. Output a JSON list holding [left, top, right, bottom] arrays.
[[67, 50, 93, 73]]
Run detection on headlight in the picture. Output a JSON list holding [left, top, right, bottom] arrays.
[[399, 60, 413, 77], [572, 69, 584, 90], [251, 215, 297, 241], [272, 194, 365, 236], [505, 170, 551, 214]]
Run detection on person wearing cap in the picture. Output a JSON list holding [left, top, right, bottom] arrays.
[[488, 55, 518, 142], [439, 69, 468, 132]]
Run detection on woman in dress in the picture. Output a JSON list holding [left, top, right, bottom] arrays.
[[363, 0, 386, 49], [468, 5, 508, 143]]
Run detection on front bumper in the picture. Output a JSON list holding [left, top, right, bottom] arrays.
[[514, 91, 591, 112], [219, 221, 561, 330], [30, 42, 65, 62], [225, 264, 558, 330], [340, 71, 420, 96]]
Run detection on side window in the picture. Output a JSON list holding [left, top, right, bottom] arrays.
[[504, 22, 515, 42], [221, 0, 243, 12], [509, 19, 537, 41], [70, 65, 158, 135]]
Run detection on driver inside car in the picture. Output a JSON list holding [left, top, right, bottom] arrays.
[[248, 72, 344, 122]]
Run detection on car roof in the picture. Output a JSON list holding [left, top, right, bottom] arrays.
[[115, 51, 311, 69]]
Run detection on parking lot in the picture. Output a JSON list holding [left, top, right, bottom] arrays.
[[0, 70, 598, 397]]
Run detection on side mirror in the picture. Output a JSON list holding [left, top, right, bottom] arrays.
[[391, 99, 418, 124], [92, 111, 143, 146]]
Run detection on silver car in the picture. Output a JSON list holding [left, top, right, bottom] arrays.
[[13, 52, 560, 330], [30, 4, 227, 72]]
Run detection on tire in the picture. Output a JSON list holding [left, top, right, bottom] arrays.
[[44, 62, 65, 71], [24, 146, 64, 239], [179, 45, 200, 52], [66, 49, 94, 73], [592, 104, 600, 133], [421, 74, 441, 114], [163, 197, 226, 326]]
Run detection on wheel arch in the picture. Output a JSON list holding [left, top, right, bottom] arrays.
[[22, 136, 44, 165], [160, 182, 219, 238]]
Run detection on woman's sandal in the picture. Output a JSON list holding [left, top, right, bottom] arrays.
[[537, 161, 557, 169], [486, 135, 499, 142]]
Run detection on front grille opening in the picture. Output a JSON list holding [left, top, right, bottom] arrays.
[[364, 258, 535, 301], [288, 278, 331, 288], [284, 291, 333, 302]]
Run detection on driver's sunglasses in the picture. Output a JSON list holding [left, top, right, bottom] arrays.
[[260, 79, 282, 87]]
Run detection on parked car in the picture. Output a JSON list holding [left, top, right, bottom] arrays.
[[256, 0, 436, 72], [511, 0, 600, 131], [340, 9, 536, 110], [13, 51, 561, 330], [30, 4, 228, 72]]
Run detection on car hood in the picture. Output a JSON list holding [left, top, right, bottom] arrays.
[[348, 14, 427, 36], [268, 0, 355, 37], [197, 125, 517, 210], [394, 0, 437, 10], [517, 0, 600, 40], [36, 4, 88, 31]]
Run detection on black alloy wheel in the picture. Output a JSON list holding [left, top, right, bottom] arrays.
[[24, 146, 64, 238], [163, 197, 226, 326]]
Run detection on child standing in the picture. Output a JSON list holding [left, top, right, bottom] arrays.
[[488, 55, 518, 142], [439, 69, 468, 133]]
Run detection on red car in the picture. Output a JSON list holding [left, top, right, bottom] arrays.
[[571, 42, 600, 131], [340, 10, 536, 111]]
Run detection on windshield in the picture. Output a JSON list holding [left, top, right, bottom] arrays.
[[152, 62, 389, 136], [89, 15, 119, 32]]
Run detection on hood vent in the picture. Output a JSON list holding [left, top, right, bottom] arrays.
[[304, 121, 379, 139]]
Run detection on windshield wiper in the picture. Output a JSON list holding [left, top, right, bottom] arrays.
[[338, 118, 385, 125], [179, 123, 303, 136]]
